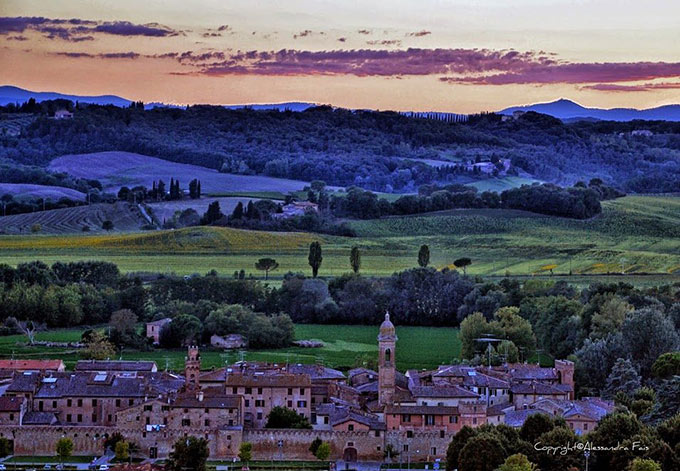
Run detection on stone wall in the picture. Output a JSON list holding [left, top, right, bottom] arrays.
[[244, 429, 384, 461], [0, 426, 242, 459], [0, 425, 450, 462]]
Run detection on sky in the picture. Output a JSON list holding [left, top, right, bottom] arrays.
[[1, 0, 680, 113]]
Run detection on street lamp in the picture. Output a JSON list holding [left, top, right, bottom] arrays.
[[584, 451, 590, 471]]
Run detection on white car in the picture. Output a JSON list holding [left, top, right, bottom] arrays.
[[99, 465, 109, 471]]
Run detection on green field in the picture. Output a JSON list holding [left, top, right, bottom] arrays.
[[0, 324, 461, 372], [0, 196, 677, 285]]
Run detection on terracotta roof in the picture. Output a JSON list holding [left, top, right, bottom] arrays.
[[225, 373, 311, 388], [22, 411, 58, 425], [0, 396, 22, 412], [6, 371, 42, 392], [347, 368, 377, 378], [286, 364, 345, 381], [0, 359, 64, 371], [385, 404, 459, 415], [33, 371, 183, 398], [173, 394, 241, 409], [510, 382, 571, 395], [75, 360, 157, 372]]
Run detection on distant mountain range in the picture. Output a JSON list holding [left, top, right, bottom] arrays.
[[0, 85, 132, 108], [3, 85, 680, 121], [499, 98, 680, 122]]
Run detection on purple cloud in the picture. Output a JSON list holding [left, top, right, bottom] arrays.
[[441, 61, 680, 85], [192, 48, 555, 77], [93, 21, 178, 37], [0, 16, 179, 40], [407, 30, 431, 37], [367, 39, 402, 47], [581, 82, 680, 92]]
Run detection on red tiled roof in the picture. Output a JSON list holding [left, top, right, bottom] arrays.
[[0, 396, 23, 412], [0, 359, 64, 371]]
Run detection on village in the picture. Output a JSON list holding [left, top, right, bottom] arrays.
[[0, 314, 614, 465]]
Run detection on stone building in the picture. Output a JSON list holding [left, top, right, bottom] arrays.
[[0, 314, 602, 464]]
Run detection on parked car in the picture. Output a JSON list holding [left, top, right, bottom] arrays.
[[99, 465, 109, 471]]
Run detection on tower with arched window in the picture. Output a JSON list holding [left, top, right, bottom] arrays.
[[378, 312, 397, 406], [185, 345, 201, 390]]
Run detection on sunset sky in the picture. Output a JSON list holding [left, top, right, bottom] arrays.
[[1, 0, 679, 113]]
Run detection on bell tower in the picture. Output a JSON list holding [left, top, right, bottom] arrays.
[[185, 345, 201, 390], [378, 312, 397, 406]]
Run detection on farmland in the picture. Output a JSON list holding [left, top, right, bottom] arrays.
[[0, 324, 461, 372], [48, 151, 312, 194], [0, 202, 147, 234], [0, 183, 85, 201], [0, 196, 677, 282]]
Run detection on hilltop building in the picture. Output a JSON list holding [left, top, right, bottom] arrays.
[[0, 314, 608, 462]]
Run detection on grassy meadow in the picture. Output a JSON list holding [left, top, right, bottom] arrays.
[[0, 324, 461, 372], [0, 196, 677, 284]]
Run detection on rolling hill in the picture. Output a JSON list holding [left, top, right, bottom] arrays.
[[500, 98, 680, 121], [0, 183, 85, 201], [48, 151, 313, 194], [0, 202, 146, 234]]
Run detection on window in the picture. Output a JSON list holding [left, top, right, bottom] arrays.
[[375, 430, 380, 437], [38, 401, 43, 411], [348, 424, 354, 431], [205, 408, 209, 413], [232, 387, 238, 394], [52, 401, 57, 408], [108, 414, 112, 422], [66, 414, 72, 422], [129, 399, 134, 406], [403, 444, 409, 452], [257, 388, 263, 395], [77, 414, 83, 422], [402, 414, 411, 423], [205, 419, 211, 427], [228, 419, 233, 426], [9, 414, 13, 421], [245, 387, 252, 394], [162, 406, 170, 412], [584, 423, 588, 430], [182, 419, 191, 427], [93, 414, 97, 422], [473, 418, 477, 425], [144, 405, 153, 412], [67, 399, 72, 407], [257, 412, 262, 420], [300, 388, 305, 395], [449, 416, 458, 424], [115, 399, 120, 407], [287, 401, 293, 408], [77, 399, 83, 407], [297, 400, 307, 408], [255, 400, 265, 407], [431, 447, 437, 456], [425, 415, 435, 426], [440, 430, 445, 438], [244, 400, 250, 407], [287, 388, 293, 395], [92, 399, 98, 406], [406, 431, 413, 438], [385, 348, 391, 363], [324, 417, 329, 424], [163, 418, 168, 425]]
